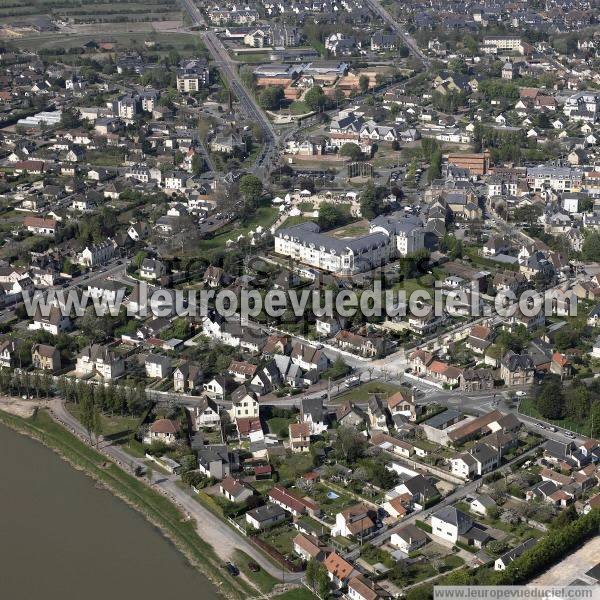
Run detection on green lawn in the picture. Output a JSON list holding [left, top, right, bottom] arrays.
[[258, 524, 298, 556], [288, 101, 311, 115], [277, 453, 314, 484], [267, 417, 295, 437], [330, 220, 371, 238], [332, 381, 401, 404], [0, 409, 252, 599], [279, 215, 311, 228], [232, 550, 278, 593], [66, 402, 141, 441], [311, 483, 356, 517]]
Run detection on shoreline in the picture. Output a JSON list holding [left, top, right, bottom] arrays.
[[0, 407, 250, 600]]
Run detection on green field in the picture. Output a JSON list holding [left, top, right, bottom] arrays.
[[332, 380, 401, 404], [232, 550, 279, 593], [66, 402, 142, 441]]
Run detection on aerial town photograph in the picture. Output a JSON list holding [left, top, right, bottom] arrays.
[[0, 0, 600, 599]]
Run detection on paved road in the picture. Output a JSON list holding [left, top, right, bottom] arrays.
[[178, 0, 278, 176], [362, 0, 430, 67], [48, 398, 302, 583]]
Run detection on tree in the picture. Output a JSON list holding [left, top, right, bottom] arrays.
[[428, 148, 442, 182], [334, 426, 366, 464], [535, 374, 565, 419], [317, 202, 348, 230], [191, 154, 204, 176], [258, 86, 284, 110], [317, 566, 330, 600], [359, 74, 370, 94], [239, 174, 263, 208], [339, 142, 362, 161], [582, 231, 600, 261], [304, 86, 327, 111], [91, 402, 102, 447], [360, 182, 384, 219]]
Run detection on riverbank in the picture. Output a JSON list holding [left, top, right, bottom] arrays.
[[0, 407, 253, 600]]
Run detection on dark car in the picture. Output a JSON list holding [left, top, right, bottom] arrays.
[[223, 562, 239, 576]]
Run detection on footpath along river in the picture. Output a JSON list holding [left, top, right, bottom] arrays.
[[0, 422, 219, 600]]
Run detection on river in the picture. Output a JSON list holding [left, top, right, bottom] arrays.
[[0, 422, 219, 600]]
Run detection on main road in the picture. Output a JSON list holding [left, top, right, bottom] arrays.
[[362, 0, 431, 67], [179, 0, 278, 175]]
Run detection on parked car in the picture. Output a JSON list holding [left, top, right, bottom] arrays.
[[223, 562, 239, 576]]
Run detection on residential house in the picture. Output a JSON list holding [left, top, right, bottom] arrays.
[[301, 396, 328, 435], [246, 504, 287, 530], [390, 524, 428, 553], [495, 539, 537, 571], [197, 444, 235, 480], [30, 306, 72, 335], [333, 503, 377, 540], [144, 419, 179, 446], [31, 343, 61, 372], [500, 350, 534, 386], [186, 398, 221, 430], [173, 362, 203, 392], [268, 486, 320, 518], [323, 552, 358, 589], [0, 339, 17, 368], [293, 533, 331, 562], [75, 344, 124, 379], [219, 476, 254, 504], [145, 354, 172, 379], [289, 421, 311, 453], [229, 385, 259, 419], [348, 576, 391, 600]]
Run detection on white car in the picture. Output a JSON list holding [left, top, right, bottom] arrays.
[[515, 391, 527, 397]]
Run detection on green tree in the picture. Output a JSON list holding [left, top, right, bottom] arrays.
[[304, 86, 327, 111], [239, 174, 263, 209], [317, 202, 348, 230], [359, 74, 370, 94], [582, 231, 600, 261], [360, 182, 383, 219], [535, 374, 565, 419], [258, 86, 284, 110], [339, 142, 362, 161]]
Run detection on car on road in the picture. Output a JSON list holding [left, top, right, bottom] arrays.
[[515, 391, 527, 397], [565, 432, 575, 438], [547, 426, 557, 432]]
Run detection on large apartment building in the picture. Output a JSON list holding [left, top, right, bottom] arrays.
[[176, 59, 209, 93], [526, 166, 583, 193], [274, 214, 425, 275]]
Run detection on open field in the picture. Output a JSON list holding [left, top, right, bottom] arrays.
[[4, 30, 196, 51], [332, 380, 401, 403], [329, 219, 371, 238]]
